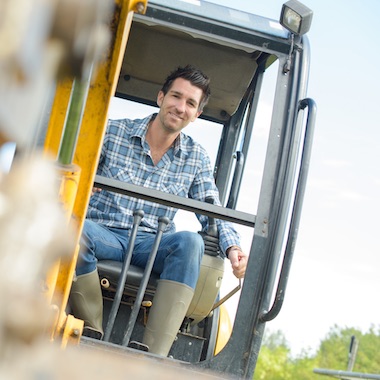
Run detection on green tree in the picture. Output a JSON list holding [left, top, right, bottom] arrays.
[[254, 344, 292, 380], [355, 325, 380, 373], [254, 330, 293, 380], [316, 324, 380, 374], [290, 352, 318, 380], [253, 325, 380, 379]]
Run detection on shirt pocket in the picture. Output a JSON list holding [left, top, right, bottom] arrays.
[[106, 161, 136, 184], [159, 179, 191, 198]]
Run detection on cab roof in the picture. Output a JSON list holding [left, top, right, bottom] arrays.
[[116, 0, 291, 122]]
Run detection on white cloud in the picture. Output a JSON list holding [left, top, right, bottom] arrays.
[[322, 158, 350, 169], [338, 190, 366, 202]]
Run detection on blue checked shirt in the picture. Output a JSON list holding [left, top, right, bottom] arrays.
[[87, 114, 241, 255]]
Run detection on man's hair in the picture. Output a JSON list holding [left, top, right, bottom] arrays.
[[161, 65, 211, 112]]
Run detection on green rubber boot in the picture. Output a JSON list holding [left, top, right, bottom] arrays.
[[70, 269, 103, 339], [143, 279, 194, 357]]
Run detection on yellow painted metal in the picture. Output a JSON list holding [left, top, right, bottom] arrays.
[[57, 164, 82, 221], [55, 165, 82, 334], [44, 164, 81, 336], [61, 314, 84, 348], [70, 0, 144, 242], [42, 79, 78, 306], [44, 261, 61, 306], [43, 0, 148, 341], [44, 78, 73, 157], [214, 304, 233, 355]]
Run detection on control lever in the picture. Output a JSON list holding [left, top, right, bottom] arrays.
[[103, 209, 144, 342], [199, 197, 220, 257], [122, 216, 170, 346]]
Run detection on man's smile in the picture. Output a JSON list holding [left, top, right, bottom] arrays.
[[168, 112, 183, 120]]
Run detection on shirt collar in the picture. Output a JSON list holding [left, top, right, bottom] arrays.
[[130, 114, 156, 144], [131, 113, 188, 157]]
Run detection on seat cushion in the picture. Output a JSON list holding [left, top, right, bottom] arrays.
[[97, 260, 159, 297]]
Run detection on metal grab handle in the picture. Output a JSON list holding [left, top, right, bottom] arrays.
[[260, 98, 316, 322], [211, 279, 241, 311], [122, 216, 170, 346], [226, 151, 244, 209], [103, 209, 144, 342]]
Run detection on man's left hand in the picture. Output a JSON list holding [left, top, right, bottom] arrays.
[[226, 246, 248, 279]]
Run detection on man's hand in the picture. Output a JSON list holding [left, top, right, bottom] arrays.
[[226, 246, 247, 279], [91, 187, 102, 196]]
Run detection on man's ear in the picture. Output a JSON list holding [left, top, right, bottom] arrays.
[[191, 110, 202, 122], [157, 91, 164, 107]]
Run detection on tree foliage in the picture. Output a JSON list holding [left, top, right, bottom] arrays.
[[253, 330, 292, 380], [316, 324, 380, 374], [253, 325, 380, 379]]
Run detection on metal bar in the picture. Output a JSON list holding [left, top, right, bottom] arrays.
[[122, 216, 170, 346], [57, 75, 91, 165], [140, 4, 292, 55], [226, 151, 245, 209], [260, 98, 317, 322], [94, 175, 256, 228], [313, 368, 380, 380], [211, 280, 241, 311], [347, 336, 359, 372], [103, 209, 144, 342], [214, 89, 251, 203]]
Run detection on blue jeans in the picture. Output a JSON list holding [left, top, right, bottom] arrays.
[[76, 220, 204, 289]]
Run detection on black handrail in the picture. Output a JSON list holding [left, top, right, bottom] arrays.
[[260, 98, 317, 322]]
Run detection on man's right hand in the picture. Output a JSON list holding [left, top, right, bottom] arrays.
[[91, 187, 102, 196]]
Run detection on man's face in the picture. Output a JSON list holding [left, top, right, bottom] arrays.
[[156, 78, 203, 134]]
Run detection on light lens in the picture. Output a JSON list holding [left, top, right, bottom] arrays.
[[280, 0, 313, 35], [284, 8, 301, 33]]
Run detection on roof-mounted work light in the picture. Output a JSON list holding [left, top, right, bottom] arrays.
[[280, 0, 313, 35]]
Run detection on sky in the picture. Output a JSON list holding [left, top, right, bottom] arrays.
[[197, 0, 380, 356], [106, 0, 380, 357]]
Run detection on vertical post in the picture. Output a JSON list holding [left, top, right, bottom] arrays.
[[57, 74, 92, 165], [347, 335, 359, 371]]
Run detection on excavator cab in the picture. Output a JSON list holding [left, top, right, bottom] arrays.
[[69, 0, 316, 372]]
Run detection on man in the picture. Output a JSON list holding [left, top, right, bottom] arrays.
[[70, 65, 248, 356]]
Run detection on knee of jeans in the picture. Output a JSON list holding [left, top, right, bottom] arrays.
[[160, 232, 204, 288], [176, 231, 204, 264], [76, 221, 97, 275]]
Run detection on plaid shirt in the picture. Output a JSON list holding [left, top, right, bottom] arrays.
[[87, 114, 240, 254]]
